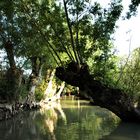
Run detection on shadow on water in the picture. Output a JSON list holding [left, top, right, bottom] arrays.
[[1, 99, 139, 140], [101, 122, 140, 140]]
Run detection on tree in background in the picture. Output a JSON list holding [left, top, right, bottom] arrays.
[[117, 48, 140, 96]]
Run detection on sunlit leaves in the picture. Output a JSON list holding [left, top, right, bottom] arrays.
[[1, 0, 138, 85], [117, 47, 140, 95]]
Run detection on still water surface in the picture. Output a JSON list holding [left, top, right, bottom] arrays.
[[0, 99, 140, 140]]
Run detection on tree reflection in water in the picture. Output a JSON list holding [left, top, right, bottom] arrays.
[[39, 101, 67, 140], [0, 100, 122, 140]]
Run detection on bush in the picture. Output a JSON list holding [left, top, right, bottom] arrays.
[[35, 80, 46, 101], [35, 89, 45, 101]]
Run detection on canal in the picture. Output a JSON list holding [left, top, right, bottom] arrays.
[[0, 99, 140, 140]]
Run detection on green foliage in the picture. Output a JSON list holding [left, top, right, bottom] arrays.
[[0, 0, 125, 68], [19, 84, 28, 101], [116, 48, 140, 96], [64, 84, 78, 95], [35, 80, 46, 101], [35, 89, 45, 102], [127, 0, 140, 18], [0, 0, 139, 102], [86, 42, 119, 86]]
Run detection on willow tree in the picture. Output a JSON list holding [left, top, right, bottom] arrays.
[[16, 0, 140, 121], [12, 0, 140, 121], [0, 0, 58, 104], [0, 0, 72, 106], [0, 0, 25, 103], [1, 0, 140, 121], [54, 0, 140, 122]]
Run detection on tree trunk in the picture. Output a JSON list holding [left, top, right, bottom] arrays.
[[25, 57, 43, 109], [6, 68, 23, 102], [25, 75, 37, 108], [0, 41, 23, 120], [44, 69, 56, 97], [4, 41, 16, 69], [42, 81, 65, 103], [4, 41, 23, 102], [56, 62, 140, 122]]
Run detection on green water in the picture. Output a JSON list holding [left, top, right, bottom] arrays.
[[0, 99, 140, 140]]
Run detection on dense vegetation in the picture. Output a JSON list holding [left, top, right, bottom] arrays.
[[0, 0, 140, 121]]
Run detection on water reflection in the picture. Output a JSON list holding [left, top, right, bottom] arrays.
[[101, 122, 140, 140], [39, 101, 67, 140], [2, 99, 138, 140], [56, 100, 120, 140]]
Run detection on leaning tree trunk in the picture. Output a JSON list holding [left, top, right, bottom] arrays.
[[56, 61, 140, 122], [44, 69, 56, 97], [42, 69, 65, 103]]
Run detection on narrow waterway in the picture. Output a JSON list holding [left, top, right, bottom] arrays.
[[0, 99, 140, 140]]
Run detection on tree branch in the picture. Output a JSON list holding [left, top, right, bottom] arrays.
[[63, 0, 80, 64]]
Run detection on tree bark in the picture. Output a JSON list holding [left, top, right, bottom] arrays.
[[56, 62, 140, 122], [4, 41, 23, 102], [44, 69, 56, 97], [42, 68, 65, 103], [63, 0, 80, 64], [4, 41, 16, 69], [0, 41, 23, 120], [25, 57, 43, 109]]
